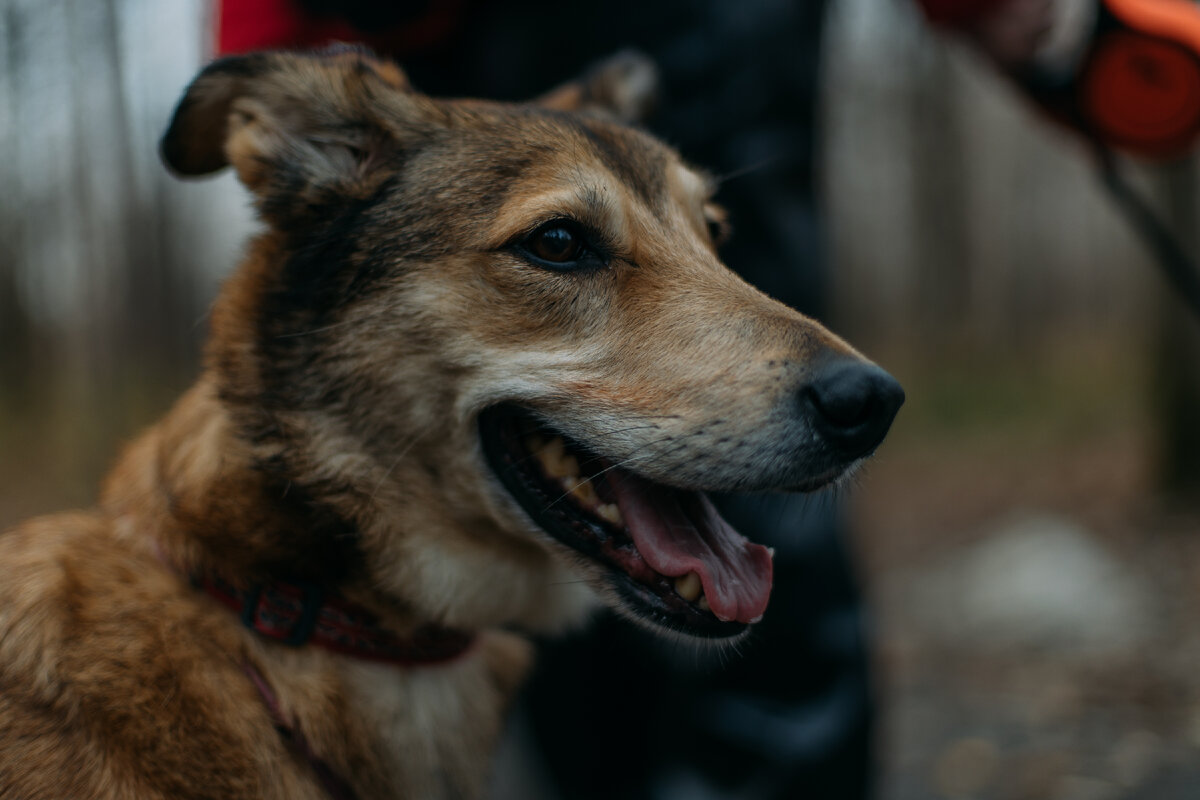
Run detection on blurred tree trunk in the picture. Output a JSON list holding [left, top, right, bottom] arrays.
[[909, 40, 970, 349], [102, 0, 191, 383], [0, 247, 32, 409], [0, 5, 32, 410], [1152, 155, 1200, 500]]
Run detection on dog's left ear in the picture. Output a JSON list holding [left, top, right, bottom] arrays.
[[161, 48, 415, 214], [536, 50, 659, 125]]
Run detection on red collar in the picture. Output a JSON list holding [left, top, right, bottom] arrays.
[[194, 571, 476, 666]]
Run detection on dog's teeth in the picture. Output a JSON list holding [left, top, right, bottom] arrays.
[[674, 572, 702, 603], [557, 455, 581, 479], [532, 437, 556, 471], [562, 476, 598, 506], [595, 503, 623, 526], [538, 437, 579, 479], [697, 594, 710, 612]]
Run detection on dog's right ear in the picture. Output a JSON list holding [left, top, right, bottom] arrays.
[[536, 50, 659, 125], [161, 49, 415, 212], [161, 54, 271, 177]]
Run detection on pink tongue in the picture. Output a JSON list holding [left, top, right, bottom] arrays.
[[609, 471, 773, 624]]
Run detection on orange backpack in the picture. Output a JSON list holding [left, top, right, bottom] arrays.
[[1076, 0, 1200, 156]]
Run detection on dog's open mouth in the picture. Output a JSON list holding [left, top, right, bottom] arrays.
[[479, 405, 772, 639]]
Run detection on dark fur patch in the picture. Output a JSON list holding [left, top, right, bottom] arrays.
[[160, 53, 272, 176], [576, 120, 667, 212]]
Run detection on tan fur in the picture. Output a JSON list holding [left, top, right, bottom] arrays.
[[0, 49, 885, 798]]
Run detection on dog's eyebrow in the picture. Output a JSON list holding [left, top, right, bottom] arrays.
[[484, 181, 625, 254], [575, 121, 667, 212], [578, 184, 618, 217]]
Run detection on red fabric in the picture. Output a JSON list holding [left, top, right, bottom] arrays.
[[218, 0, 341, 54], [1083, 31, 1200, 156], [215, 0, 465, 57], [915, 0, 1013, 28]]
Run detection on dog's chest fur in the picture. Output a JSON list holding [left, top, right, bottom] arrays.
[[334, 648, 528, 798]]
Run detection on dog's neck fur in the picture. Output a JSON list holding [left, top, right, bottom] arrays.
[[99, 376, 535, 799], [101, 377, 373, 610], [102, 373, 477, 633]]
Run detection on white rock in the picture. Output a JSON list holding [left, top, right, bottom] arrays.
[[894, 512, 1157, 655]]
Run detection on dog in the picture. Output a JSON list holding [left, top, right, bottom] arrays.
[[0, 48, 903, 799]]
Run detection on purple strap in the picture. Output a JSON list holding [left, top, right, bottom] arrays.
[[241, 662, 361, 800]]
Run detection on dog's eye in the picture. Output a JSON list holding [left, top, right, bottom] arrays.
[[525, 224, 584, 264], [516, 221, 607, 271]]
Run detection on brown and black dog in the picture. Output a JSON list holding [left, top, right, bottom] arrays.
[[0, 49, 902, 799]]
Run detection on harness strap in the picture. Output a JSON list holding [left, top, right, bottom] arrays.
[[1095, 144, 1200, 323], [242, 661, 360, 800]]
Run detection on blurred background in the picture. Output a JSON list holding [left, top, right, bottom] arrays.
[[3, 0, 1200, 797]]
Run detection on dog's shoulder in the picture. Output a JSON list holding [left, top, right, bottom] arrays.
[[0, 514, 316, 800], [0, 512, 116, 679]]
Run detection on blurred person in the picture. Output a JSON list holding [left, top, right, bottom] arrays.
[[927, 2, 1200, 339], [205, 1, 1200, 798], [925, 0, 1200, 159]]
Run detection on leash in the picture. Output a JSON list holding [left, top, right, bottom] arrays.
[[242, 661, 362, 800], [1094, 144, 1200, 322]]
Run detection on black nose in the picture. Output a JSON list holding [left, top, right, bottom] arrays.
[[802, 359, 904, 459]]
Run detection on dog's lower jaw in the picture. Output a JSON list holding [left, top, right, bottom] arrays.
[[369, 524, 601, 633]]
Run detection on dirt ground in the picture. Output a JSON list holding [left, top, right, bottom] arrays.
[[853, 419, 1200, 800]]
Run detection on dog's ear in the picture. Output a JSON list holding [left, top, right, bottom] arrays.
[[161, 48, 413, 207], [536, 50, 659, 125]]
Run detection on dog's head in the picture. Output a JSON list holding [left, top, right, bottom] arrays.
[[163, 49, 902, 641]]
